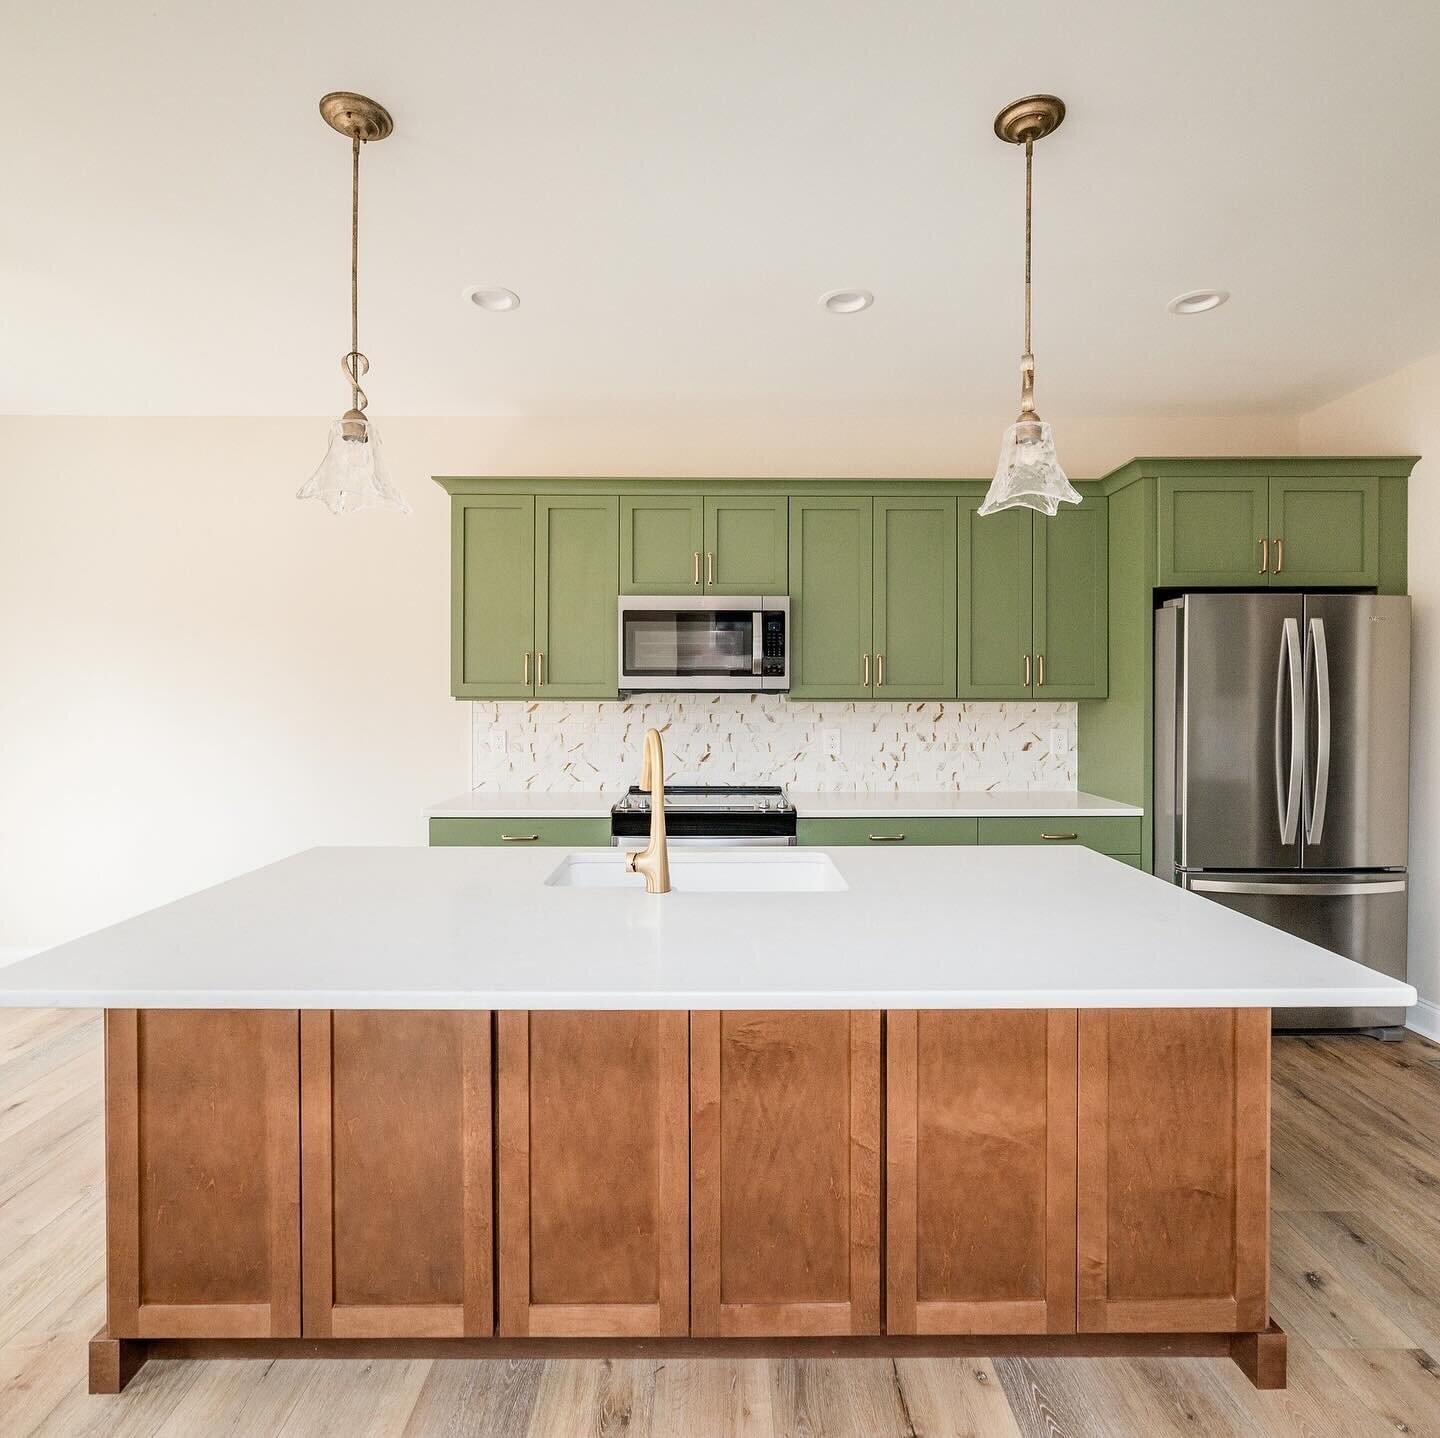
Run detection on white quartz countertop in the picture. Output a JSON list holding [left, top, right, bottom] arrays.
[[428, 790, 1143, 819], [787, 790, 1143, 819], [0, 846, 1411, 1012]]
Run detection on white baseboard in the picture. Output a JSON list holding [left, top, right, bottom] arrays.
[[1407, 997, 1440, 1043]]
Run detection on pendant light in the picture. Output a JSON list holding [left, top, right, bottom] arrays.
[[979, 95, 1081, 518], [298, 92, 410, 515]]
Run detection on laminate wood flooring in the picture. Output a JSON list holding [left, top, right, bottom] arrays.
[[2, 1009, 1438, 1437]]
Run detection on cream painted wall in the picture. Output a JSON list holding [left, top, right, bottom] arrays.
[[1300, 359, 1440, 1035], [0, 411, 1300, 951]]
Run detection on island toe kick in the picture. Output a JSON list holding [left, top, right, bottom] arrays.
[[90, 1006, 1286, 1392]]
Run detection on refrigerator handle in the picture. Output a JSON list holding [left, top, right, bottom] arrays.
[[1305, 617, 1332, 845], [1275, 617, 1303, 845]]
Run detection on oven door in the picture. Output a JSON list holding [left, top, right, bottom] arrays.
[[618, 595, 766, 691]]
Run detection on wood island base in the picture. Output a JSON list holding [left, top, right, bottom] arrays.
[[96, 1007, 1281, 1394], [87, 1324, 1288, 1395]]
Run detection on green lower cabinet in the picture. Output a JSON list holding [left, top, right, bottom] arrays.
[[452, 496, 537, 698], [535, 496, 619, 698], [789, 498, 874, 698], [1034, 498, 1108, 699], [1270, 475, 1379, 587], [1110, 854, 1144, 868], [428, 818, 611, 847], [957, 501, 1034, 698], [796, 818, 978, 846], [976, 816, 1142, 855]]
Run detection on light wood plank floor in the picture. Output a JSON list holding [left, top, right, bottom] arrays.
[[3, 1008, 1440, 1436]]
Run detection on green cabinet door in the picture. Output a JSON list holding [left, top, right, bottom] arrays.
[[789, 498, 873, 698], [620, 496, 704, 593], [1269, 475, 1379, 587], [1033, 499, 1108, 699], [873, 496, 956, 698], [704, 495, 788, 594], [957, 500, 1033, 699], [535, 496, 620, 699], [452, 495, 535, 698], [1156, 476, 1269, 588]]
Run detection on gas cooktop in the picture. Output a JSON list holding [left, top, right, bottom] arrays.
[[609, 785, 797, 843], [610, 785, 794, 815]]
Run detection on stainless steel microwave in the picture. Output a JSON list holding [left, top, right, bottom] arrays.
[[617, 595, 790, 692]]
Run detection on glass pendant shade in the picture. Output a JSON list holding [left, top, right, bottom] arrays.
[[979, 418, 1082, 516], [297, 415, 410, 515]]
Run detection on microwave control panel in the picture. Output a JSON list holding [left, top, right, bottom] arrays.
[[761, 611, 786, 676]]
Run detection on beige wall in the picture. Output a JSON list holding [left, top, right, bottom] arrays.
[[1300, 359, 1440, 1033], [1, 410, 1301, 952]]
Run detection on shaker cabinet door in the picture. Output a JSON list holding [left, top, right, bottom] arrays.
[[620, 496, 705, 593], [452, 495, 536, 697], [704, 494, 789, 594], [535, 495, 619, 698], [1268, 475, 1379, 587], [498, 1011, 690, 1337], [957, 500, 1034, 698], [788, 499, 874, 698], [1032, 499, 1108, 699], [872, 496, 956, 698], [690, 1010, 881, 1336], [1076, 1008, 1270, 1333], [105, 1009, 300, 1339], [300, 1011, 492, 1338], [1156, 477, 1269, 588], [887, 1010, 1077, 1334]]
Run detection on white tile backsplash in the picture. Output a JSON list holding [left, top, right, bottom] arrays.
[[469, 697, 1077, 791]]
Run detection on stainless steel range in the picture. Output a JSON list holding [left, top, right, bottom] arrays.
[[610, 785, 797, 847]]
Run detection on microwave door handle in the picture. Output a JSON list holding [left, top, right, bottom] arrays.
[[1305, 617, 1332, 845], [752, 612, 763, 675]]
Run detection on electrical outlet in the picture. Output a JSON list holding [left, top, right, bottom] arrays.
[[487, 730, 508, 755], [1050, 727, 1068, 757], [823, 729, 842, 758]]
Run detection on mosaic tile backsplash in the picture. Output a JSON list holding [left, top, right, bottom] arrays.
[[469, 697, 1077, 791]]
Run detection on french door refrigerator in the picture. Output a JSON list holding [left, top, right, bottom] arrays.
[[1155, 593, 1410, 1035]]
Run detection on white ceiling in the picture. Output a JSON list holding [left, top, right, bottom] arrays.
[[7, 0, 1440, 419]]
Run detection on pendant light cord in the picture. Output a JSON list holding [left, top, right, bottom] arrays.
[[1023, 139, 1032, 359], [342, 129, 370, 414]]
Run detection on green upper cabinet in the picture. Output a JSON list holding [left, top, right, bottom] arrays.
[[1156, 476, 1269, 588], [957, 500, 1033, 699], [957, 497, 1108, 700], [789, 497, 873, 697], [620, 495, 705, 593], [703, 495, 789, 594], [1269, 476, 1379, 587], [1156, 471, 1382, 589], [452, 495, 536, 698], [1034, 499, 1108, 699], [535, 495, 620, 698], [873, 497, 956, 698], [621, 492, 788, 594]]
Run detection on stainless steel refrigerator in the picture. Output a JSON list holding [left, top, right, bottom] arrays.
[[1155, 593, 1410, 1035]]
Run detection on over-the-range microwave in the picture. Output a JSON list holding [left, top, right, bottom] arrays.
[[617, 595, 790, 692]]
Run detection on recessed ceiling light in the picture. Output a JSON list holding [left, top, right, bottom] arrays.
[[1167, 289, 1229, 315], [820, 288, 874, 314], [463, 285, 520, 312]]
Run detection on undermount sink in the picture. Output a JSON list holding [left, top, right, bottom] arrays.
[[544, 849, 849, 893]]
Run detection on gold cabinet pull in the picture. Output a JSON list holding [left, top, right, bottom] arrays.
[[1040, 832, 1079, 841], [1037, 653, 1045, 687], [501, 833, 540, 842], [693, 551, 701, 586], [523, 651, 531, 686], [868, 833, 906, 842], [706, 551, 715, 585], [1275, 537, 1284, 574], [863, 652, 871, 688], [877, 653, 885, 686], [1023, 653, 1032, 686], [1259, 537, 1269, 574], [537, 652, 545, 687]]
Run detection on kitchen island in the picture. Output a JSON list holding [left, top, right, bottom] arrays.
[[0, 844, 1415, 1396]]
